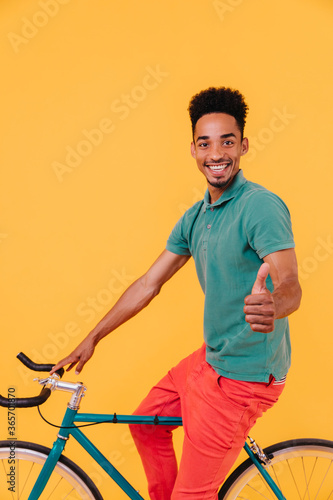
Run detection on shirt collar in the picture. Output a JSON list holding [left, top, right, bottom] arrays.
[[203, 169, 247, 208]]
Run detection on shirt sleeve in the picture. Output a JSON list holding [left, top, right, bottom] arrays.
[[244, 190, 295, 259], [166, 214, 192, 256]]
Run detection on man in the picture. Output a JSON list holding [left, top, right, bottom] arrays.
[[51, 87, 301, 499]]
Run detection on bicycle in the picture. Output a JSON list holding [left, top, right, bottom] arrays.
[[0, 353, 332, 499]]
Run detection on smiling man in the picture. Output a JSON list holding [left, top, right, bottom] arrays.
[[191, 113, 248, 198], [51, 87, 301, 499]]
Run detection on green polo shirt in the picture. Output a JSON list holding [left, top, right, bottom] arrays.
[[166, 170, 295, 382]]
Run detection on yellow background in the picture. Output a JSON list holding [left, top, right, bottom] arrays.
[[1, 0, 332, 497]]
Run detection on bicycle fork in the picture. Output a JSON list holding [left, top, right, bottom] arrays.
[[28, 380, 145, 500], [28, 407, 75, 500], [245, 437, 287, 500]]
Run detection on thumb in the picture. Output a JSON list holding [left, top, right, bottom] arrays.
[[252, 262, 270, 294]]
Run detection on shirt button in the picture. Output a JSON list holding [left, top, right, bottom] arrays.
[[207, 224, 211, 229], [210, 207, 214, 212]]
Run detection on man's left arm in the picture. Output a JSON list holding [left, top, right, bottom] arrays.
[[244, 248, 302, 333]]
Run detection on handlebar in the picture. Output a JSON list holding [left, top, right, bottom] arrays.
[[0, 387, 52, 408], [0, 352, 64, 408], [16, 352, 64, 378]]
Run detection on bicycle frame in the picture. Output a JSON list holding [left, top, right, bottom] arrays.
[[28, 405, 286, 500], [243, 442, 286, 500]]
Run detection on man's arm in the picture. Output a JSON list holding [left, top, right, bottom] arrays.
[[50, 250, 190, 374], [244, 248, 302, 333]]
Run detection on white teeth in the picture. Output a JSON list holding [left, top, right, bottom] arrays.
[[208, 164, 229, 171]]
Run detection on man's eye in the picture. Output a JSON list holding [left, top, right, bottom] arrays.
[[199, 142, 208, 147], [224, 141, 233, 146]]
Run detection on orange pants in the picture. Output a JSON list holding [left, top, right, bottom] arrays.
[[129, 344, 285, 500]]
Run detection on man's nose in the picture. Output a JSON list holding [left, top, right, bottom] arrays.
[[210, 144, 224, 161]]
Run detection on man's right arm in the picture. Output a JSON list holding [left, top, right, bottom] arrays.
[[50, 250, 190, 375]]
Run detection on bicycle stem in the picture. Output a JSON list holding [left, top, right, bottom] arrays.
[[34, 376, 87, 410]]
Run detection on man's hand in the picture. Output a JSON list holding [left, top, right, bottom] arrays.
[[49, 250, 190, 376], [50, 337, 96, 375], [244, 263, 276, 333]]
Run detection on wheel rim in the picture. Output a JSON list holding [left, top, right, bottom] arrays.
[[0, 445, 96, 499], [222, 445, 333, 499]]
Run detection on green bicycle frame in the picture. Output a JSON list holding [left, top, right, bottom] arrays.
[[28, 406, 286, 500], [243, 442, 286, 500]]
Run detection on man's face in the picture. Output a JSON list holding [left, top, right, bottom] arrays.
[[191, 113, 248, 202]]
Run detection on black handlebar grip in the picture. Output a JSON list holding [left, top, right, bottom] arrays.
[[17, 352, 64, 378], [0, 387, 51, 408], [0, 394, 11, 407]]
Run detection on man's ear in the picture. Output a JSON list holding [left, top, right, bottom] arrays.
[[241, 137, 249, 156], [191, 142, 196, 159]]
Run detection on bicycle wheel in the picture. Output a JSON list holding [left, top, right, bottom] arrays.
[[219, 438, 333, 499], [0, 440, 103, 499]]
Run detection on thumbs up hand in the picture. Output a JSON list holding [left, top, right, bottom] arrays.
[[244, 263, 276, 333]]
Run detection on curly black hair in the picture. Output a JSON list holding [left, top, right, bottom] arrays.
[[188, 87, 249, 139]]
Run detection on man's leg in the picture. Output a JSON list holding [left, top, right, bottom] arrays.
[[129, 376, 180, 500], [172, 364, 285, 500], [130, 345, 285, 500], [129, 346, 206, 500]]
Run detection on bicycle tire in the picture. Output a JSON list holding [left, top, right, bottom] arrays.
[[0, 440, 103, 499], [218, 438, 333, 499]]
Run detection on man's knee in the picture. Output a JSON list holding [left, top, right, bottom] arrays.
[[129, 423, 160, 445], [129, 423, 144, 443]]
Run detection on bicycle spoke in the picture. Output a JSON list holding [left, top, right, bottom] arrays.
[[16, 458, 19, 500], [301, 456, 311, 500], [242, 479, 275, 500], [1, 459, 15, 500], [302, 456, 317, 500], [270, 464, 282, 491], [287, 458, 303, 499], [45, 475, 64, 499], [18, 460, 35, 499], [0, 443, 100, 500], [313, 460, 333, 500], [62, 487, 76, 500], [219, 440, 333, 500]]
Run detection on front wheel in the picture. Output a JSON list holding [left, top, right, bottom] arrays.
[[0, 440, 103, 499], [219, 438, 333, 499]]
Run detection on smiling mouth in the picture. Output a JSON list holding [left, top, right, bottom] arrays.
[[205, 162, 232, 174]]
